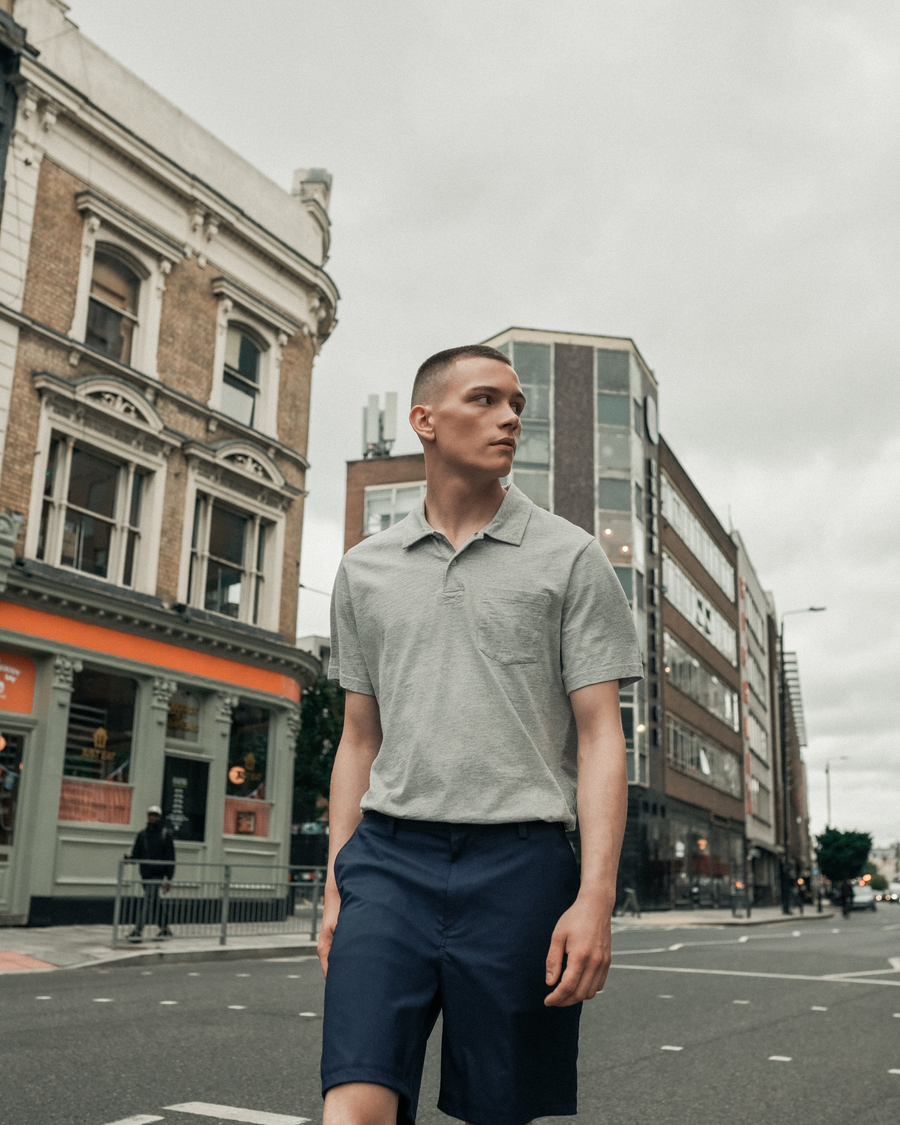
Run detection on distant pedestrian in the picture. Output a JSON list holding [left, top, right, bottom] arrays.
[[839, 879, 854, 918], [318, 345, 643, 1125], [126, 805, 175, 942], [619, 885, 641, 918]]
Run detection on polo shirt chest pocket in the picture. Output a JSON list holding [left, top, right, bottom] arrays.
[[473, 586, 550, 665]]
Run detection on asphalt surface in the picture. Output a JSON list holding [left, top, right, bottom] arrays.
[[3, 910, 900, 1125]]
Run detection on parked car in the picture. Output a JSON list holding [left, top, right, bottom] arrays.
[[876, 881, 900, 904], [850, 881, 877, 911]]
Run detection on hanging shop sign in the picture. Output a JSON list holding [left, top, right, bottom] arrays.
[[0, 653, 35, 714]]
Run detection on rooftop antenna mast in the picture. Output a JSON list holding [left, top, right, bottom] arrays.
[[362, 392, 397, 458]]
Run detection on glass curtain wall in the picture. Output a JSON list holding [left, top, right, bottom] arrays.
[[508, 341, 551, 509]]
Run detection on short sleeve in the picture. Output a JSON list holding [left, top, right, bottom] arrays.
[[560, 538, 644, 694], [329, 559, 376, 695]]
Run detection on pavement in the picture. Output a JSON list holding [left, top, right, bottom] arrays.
[[2, 909, 899, 1125], [0, 905, 834, 974]]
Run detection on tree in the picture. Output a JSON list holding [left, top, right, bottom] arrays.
[[815, 828, 872, 885], [293, 677, 345, 823]]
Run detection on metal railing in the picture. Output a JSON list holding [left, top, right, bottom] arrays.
[[112, 859, 326, 947]]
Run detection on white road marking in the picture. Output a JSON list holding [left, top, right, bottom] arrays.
[[99, 1116, 164, 1125], [733, 1000, 750, 1005], [894, 1013, 900, 1018], [164, 1102, 309, 1124], [668, 943, 685, 951], [141, 971, 152, 976], [35, 995, 51, 1000], [831, 928, 840, 933], [658, 994, 673, 999], [298, 1011, 317, 1017], [811, 1006, 828, 1011], [227, 1005, 246, 1009], [660, 1045, 683, 1051], [188, 972, 200, 976], [93, 998, 114, 1003], [889, 1069, 900, 1075], [159, 1000, 178, 1005], [287, 974, 300, 979], [610, 964, 900, 986], [265, 955, 318, 963], [614, 947, 670, 956], [769, 1056, 792, 1062], [890, 957, 900, 971], [236, 973, 251, 977], [738, 936, 749, 943], [792, 931, 801, 937]]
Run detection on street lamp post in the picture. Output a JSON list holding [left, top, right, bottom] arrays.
[[825, 756, 848, 829], [779, 606, 826, 915]]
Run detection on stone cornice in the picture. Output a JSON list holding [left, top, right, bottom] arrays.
[[75, 190, 184, 264], [0, 303, 310, 472], [18, 55, 339, 318], [210, 276, 301, 338], [2, 559, 320, 691]]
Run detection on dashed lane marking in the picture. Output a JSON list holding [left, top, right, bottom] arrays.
[[298, 1011, 317, 1017], [99, 1117, 164, 1125], [227, 1005, 246, 1010], [792, 931, 802, 937], [188, 972, 200, 976], [93, 998, 114, 1003], [733, 1000, 750, 1005], [894, 1013, 900, 1018], [159, 1000, 178, 1005], [831, 928, 840, 933], [35, 995, 51, 1000], [889, 1069, 900, 1075], [141, 971, 152, 976], [611, 964, 900, 986], [236, 973, 251, 977], [658, 994, 673, 999], [164, 1102, 309, 1124], [287, 974, 300, 979], [660, 1045, 683, 1051], [811, 1006, 828, 1011], [769, 1056, 792, 1062], [738, 936, 749, 943]]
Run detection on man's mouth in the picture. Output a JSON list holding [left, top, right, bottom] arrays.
[[492, 440, 516, 449]]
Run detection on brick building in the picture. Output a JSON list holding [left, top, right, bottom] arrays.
[[342, 327, 808, 910], [0, 0, 337, 924]]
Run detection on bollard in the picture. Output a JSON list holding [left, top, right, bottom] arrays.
[[220, 865, 231, 946], [112, 858, 125, 947]]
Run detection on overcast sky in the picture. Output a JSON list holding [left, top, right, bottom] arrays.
[[68, 0, 899, 847]]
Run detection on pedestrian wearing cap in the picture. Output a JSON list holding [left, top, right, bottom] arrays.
[[318, 345, 643, 1125], [126, 805, 175, 942]]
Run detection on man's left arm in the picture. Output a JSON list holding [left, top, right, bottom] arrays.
[[544, 679, 627, 1007]]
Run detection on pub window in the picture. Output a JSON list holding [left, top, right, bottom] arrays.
[[222, 325, 263, 428], [225, 703, 270, 837], [63, 669, 137, 784], [0, 732, 24, 847], [37, 435, 149, 587], [85, 250, 140, 365], [188, 494, 272, 625]]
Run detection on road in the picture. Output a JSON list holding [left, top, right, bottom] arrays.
[[3, 911, 900, 1125]]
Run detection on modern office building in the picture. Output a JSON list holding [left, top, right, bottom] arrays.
[[342, 329, 810, 910], [0, 0, 336, 924]]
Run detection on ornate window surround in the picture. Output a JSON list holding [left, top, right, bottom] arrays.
[[177, 440, 292, 632], [69, 191, 182, 379], [25, 374, 176, 595], [209, 276, 300, 441]]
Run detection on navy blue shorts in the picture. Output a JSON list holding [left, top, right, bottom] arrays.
[[321, 810, 582, 1125]]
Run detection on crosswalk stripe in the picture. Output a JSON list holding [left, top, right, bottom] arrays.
[[164, 1103, 309, 1124], [100, 1116, 164, 1125]]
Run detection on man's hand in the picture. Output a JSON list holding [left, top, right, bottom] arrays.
[[544, 894, 613, 1007], [317, 886, 341, 978]]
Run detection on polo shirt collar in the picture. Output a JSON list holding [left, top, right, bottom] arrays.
[[399, 483, 533, 549]]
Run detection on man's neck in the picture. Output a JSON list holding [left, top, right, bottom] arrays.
[[423, 468, 507, 552]]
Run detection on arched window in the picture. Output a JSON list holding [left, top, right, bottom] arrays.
[[222, 325, 262, 427], [86, 251, 140, 364]]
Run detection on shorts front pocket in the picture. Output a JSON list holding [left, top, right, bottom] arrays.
[[475, 586, 549, 665]]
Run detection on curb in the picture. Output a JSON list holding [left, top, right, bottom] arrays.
[[613, 911, 836, 929], [63, 941, 319, 971]]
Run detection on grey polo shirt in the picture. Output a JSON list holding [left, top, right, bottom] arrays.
[[329, 484, 643, 828]]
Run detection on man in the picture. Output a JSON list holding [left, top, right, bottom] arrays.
[[127, 805, 175, 942], [320, 344, 643, 1125]]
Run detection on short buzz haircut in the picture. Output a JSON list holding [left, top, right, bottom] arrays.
[[411, 344, 513, 407]]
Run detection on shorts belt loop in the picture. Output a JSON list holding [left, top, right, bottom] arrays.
[[518, 823, 528, 840]]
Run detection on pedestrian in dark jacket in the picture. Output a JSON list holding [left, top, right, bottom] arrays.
[[838, 880, 854, 918], [126, 805, 175, 942]]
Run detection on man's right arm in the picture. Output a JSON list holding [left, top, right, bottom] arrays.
[[316, 689, 382, 978]]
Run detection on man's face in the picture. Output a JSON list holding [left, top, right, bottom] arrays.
[[147, 813, 160, 826], [427, 357, 524, 476]]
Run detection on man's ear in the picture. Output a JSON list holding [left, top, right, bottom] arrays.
[[409, 404, 436, 445]]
